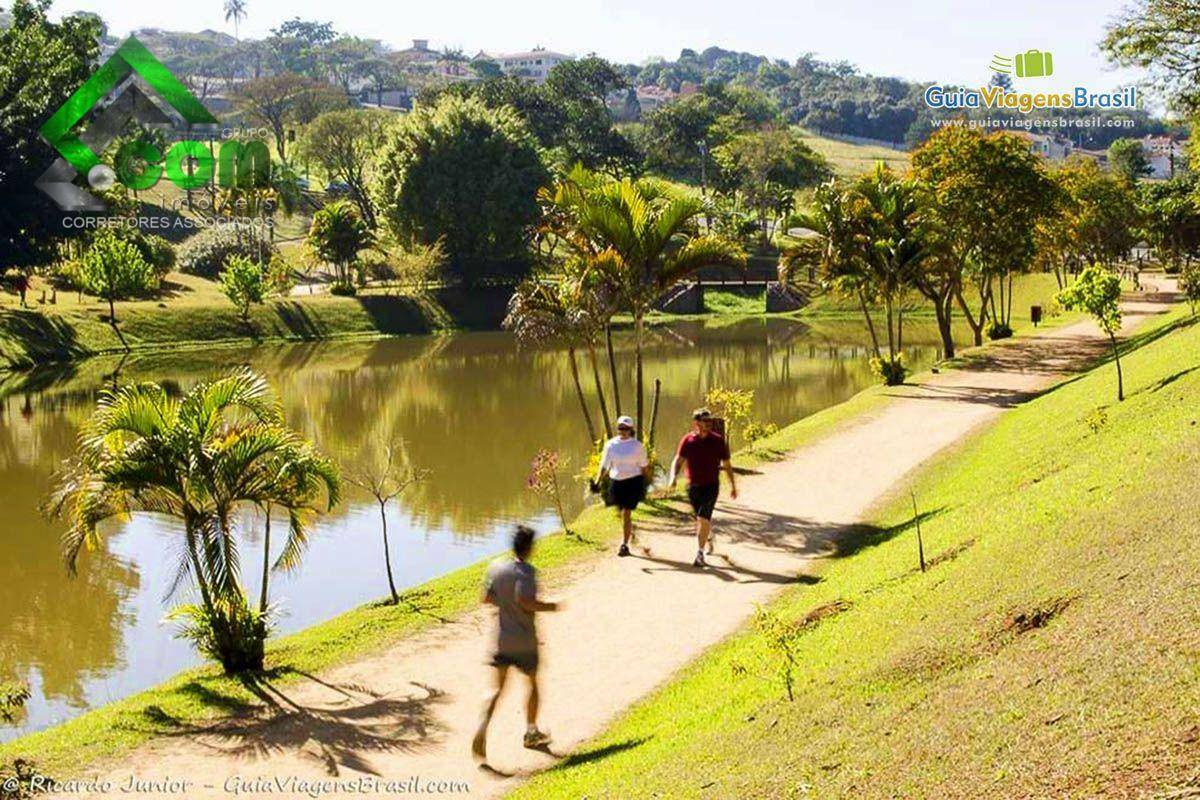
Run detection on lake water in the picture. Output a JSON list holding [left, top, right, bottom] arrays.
[[0, 317, 946, 741]]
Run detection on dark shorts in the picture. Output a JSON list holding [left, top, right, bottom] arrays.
[[492, 650, 538, 675], [608, 475, 646, 511], [687, 483, 720, 519]]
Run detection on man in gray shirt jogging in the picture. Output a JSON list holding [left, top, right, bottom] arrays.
[[472, 525, 561, 761]]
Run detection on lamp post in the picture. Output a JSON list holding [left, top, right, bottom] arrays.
[[696, 138, 710, 231]]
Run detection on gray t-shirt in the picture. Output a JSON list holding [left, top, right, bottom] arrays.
[[485, 558, 538, 655]]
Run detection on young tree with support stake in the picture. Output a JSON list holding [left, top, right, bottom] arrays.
[[1058, 266, 1126, 401]]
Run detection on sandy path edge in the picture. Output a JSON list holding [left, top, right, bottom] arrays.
[[44, 284, 1176, 800]]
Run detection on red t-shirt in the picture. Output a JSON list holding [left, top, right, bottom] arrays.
[[676, 431, 730, 487]]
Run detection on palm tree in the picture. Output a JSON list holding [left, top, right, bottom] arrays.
[[223, 0, 247, 41], [785, 166, 928, 385], [45, 369, 340, 673], [505, 276, 611, 444], [541, 168, 746, 439]]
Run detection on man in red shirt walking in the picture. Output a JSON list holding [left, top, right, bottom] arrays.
[[668, 407, 738, 567]]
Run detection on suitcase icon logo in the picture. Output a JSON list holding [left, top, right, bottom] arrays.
[[989, 49, 1054, 78], [1015, 49, 1053, 77]]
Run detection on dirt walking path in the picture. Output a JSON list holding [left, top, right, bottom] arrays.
[[59, 285, 1175, 800]]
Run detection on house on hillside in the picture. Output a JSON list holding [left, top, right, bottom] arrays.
[[489, 47, 573, 83], [1015, 131, 1074, 161], [1142, 135, 1187, 179]]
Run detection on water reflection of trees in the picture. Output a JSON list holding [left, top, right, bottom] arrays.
[[0, 397, 137, 709], [0, 317, 943, 725]]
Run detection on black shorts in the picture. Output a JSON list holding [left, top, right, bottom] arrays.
[[608, 475, 645, 511], [492, 650, 539, 674], [687, 483, 720, 519]]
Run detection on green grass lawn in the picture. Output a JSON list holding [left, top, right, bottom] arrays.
[[0, 273, 515, 370], [511, 305, 1200, 800], [795, 128, 910, 178]]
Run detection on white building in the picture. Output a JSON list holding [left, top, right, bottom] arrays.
[[491, 47, 572, 83], [1142, 136, 1187, 179], [1021, 132, 1074, 161]]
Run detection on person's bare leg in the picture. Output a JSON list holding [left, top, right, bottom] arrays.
[[696, 515, 712, 552], [622, 509, 633, 547], [473, 664, 508, 760], [703, 516, 714, 553], [526, 670, 540, 730]]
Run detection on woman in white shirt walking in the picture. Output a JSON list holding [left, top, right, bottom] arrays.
[[596, 415, 651, 557]]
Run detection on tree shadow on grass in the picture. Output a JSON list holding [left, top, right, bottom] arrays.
[[0, 310, 87, 365], [128, 671, 448, 776], [548, 737, 652, 771], [639, 497, 947, 561]]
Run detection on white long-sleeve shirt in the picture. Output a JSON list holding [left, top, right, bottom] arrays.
[[599, 436, 649, 481]]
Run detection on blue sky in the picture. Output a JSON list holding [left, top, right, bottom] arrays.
[[58, 0, 1142, 93]]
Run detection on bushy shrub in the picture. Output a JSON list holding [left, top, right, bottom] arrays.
[[870, 353, 908, 386], [132, 232, 176, 279], [167, 590, 272, 674], [1181, 260, 1200, 313], [330, 281, 357, 296], [220, 255, 293, 320], [78, 231, 156, 303], [177, 223, 277, 279], [987, 321, 1014, 340]]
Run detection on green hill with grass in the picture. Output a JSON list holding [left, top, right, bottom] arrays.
[[511, 305, 1200, 799]]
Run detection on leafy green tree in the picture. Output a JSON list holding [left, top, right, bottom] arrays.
[[299, 109, 394, 228], [911, 127, 1053, 346], [307, 199, 373, 289], [220, 254, 287, 321], [1057, 266, 1126, 401], [541, 168, 745, 437], [713, 128, 831, 240], [374, 95, 548, 284], [0, 0, 101, 278], [1103, 0, 1200, 112], [47, 370, 340, 672], [234, 74, 346, 162], [1108, 138, 1152, 183], [1137, 176, 1200, 273], [1055, 157, 1139, 270], [78, 231, 156, 345]]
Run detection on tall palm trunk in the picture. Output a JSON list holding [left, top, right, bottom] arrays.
[[567, 346, 598, 444], [634, 312, 645, 441], [605, 325, 622, 415], [258, 504, 271, 614], [856, 291, 882, 359], [587, 343, 613, 439]]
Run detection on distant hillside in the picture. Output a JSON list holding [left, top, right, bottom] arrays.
[[627, 45, 1181, 149]]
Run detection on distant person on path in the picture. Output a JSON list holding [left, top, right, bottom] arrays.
[[473, 525, 561, 761], [595, 415, 651, 557], [669, 408, 737, 567]]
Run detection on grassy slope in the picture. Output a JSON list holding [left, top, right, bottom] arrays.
[[795, 128, 910, 178], [511, 306, 1200, 800], [0, 360, 897, 779]]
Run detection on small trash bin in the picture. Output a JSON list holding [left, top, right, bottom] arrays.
[[1031, 305, 1043, 327]]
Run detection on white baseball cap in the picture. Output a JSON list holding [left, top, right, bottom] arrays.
[[616, 415, 635, 429]]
